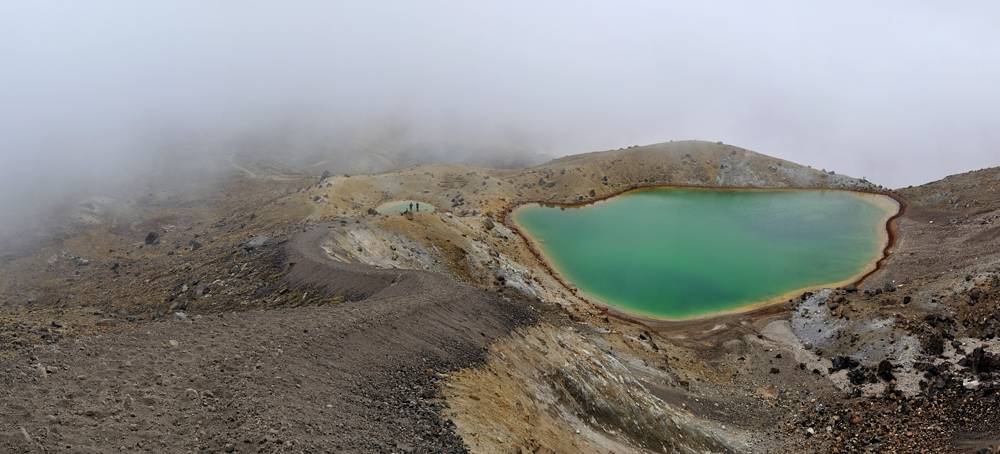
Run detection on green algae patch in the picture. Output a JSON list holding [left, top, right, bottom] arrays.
[[512, 188, 897, 320]]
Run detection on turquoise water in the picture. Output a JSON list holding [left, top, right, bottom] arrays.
[[513, 189, 894, 319]]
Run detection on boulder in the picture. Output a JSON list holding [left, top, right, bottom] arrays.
[[244, 236, 270, 251]]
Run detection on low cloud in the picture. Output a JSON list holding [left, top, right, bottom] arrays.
[[1, 1, 998, 242]]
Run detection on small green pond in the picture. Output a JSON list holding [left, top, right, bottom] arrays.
[[375, 200, 436, 215], [513, 188, 896, 320]]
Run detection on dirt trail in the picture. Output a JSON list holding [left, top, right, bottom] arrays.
[[0, 225, 535, 453]]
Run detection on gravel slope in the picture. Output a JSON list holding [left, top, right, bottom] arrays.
[[0, 224, 535, 453]]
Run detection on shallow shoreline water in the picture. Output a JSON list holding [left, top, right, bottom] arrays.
[[510, 187, 900, 321]]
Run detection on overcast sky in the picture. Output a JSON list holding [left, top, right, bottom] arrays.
[[2, 1, 998, 228]]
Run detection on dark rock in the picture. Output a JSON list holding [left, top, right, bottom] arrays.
[[924, 314, 956, 329], [188, 240, 202, 251], [770, 367, 780, 374], [830, 356, 860, 372], [144, 232, 160, 245], [920, 366, 955, 396], [959, 347, 1000, 374], [923, 334, 945, 356], [877, 360, 895, 381], [847, 368, 868, 385]]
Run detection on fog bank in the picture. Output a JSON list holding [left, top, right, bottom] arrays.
[[2, 1, 999, 240]]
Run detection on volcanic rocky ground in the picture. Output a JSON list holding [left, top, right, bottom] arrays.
[[0, 140, 998, 453]]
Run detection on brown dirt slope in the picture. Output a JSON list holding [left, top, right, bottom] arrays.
[[873, 166, 1000, 285], [0, 222, 535, 452]]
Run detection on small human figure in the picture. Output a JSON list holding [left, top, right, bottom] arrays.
[[408, 202, 413, 212], [416, 202, 420, 212]]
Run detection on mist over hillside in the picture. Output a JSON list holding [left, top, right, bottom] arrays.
[[2, 1, 999, 246]]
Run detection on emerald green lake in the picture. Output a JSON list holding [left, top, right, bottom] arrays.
[[513, 188, 896, 320]]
